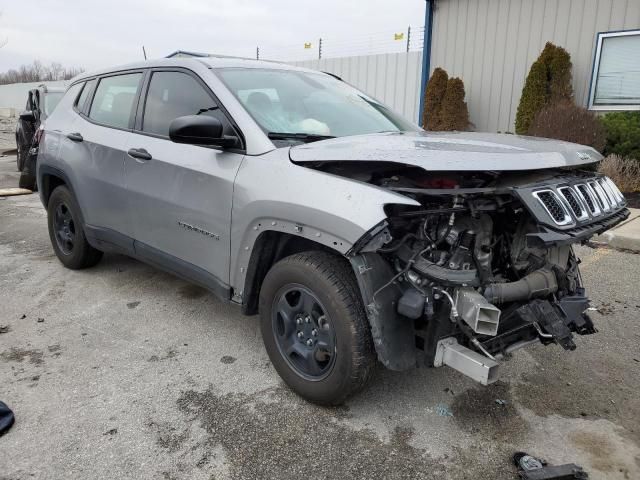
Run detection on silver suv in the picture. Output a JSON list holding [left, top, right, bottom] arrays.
[[38, 57, 628, 405]]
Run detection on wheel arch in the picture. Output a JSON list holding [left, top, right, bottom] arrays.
[[240, 229, 344, 315], [38, 166, 87, 226]]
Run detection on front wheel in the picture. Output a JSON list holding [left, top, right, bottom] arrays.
[[259, 251, 375, 405], [47, 185, 103, 269]]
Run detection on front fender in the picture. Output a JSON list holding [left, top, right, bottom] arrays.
[[229, 150, 419, 297]]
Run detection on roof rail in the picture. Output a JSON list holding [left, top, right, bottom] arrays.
[[166, 50, 255, 61]]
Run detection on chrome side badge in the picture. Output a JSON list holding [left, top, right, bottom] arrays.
[[178, 221, 220, 240]]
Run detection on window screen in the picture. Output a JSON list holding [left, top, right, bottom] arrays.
[[590, 30, 640, 109], [89, 73, 142, 128]]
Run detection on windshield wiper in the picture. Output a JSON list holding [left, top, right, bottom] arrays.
[[196, 106, 219, 115], [267, 132, 335, 143]]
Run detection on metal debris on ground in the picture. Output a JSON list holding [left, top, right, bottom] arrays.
[[513, 452, 588, 479], [0, 188, 33, 197], [495, 399, 508, 405], [435, 404, 453, 417]]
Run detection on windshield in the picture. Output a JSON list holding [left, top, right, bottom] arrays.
[[216, 68, 419, 144], [44, 92, 63, 116]]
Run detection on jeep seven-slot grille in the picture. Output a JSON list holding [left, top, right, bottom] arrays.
[[536, 191, 568, 223], [528, 177, 625, 228], [576, 184, 596, 213], [559, 187, 584, 219]]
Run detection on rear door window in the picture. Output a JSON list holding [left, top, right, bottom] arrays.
[[89, 73, 142, 129], [141, 71, 231, 137]]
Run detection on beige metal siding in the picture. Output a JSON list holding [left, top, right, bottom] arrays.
[[431, 0, 640, 132], [291, 51, 424, 123]]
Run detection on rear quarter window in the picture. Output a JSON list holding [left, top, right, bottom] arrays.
[[75, 80, 96, 113]]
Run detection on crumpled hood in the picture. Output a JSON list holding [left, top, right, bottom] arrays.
[[288, 131, 602, 171]]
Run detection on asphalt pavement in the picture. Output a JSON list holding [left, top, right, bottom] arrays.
[[1, 153, 639, 480]]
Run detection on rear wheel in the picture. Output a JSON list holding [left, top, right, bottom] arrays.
[[259, 251, 375, 405], [47, 185, 102, 269]]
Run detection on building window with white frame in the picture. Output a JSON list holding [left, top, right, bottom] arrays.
[[589, 29, 640, 111]]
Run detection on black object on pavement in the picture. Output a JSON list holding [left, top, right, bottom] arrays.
[[0, 401, 15, 436], [514, 452, 588, 479]]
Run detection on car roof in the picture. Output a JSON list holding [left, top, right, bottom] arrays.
[[70, 56, 319, 84]]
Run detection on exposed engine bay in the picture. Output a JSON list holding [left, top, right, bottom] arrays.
[[318, 163, 631, 384]]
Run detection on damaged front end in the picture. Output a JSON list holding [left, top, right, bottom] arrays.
[[348, 168, 629, 384]]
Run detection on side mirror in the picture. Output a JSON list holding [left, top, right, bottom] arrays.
[[19, 110, 36, 122], [169, 115, 238, 148]]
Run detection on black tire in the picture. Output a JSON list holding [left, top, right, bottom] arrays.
[[47, 185, 103, 269], [16, 142, 26, 171], [259, 251, 375, 405], [18, 167, 37, 191]]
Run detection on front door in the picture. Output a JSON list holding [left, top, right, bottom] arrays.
[[123, 70, 244, 292]]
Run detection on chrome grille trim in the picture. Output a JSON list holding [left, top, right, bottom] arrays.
[[589, 181, 611, 211], [598, 178, 617, 207], [575, 183, 601, 216], [558, 186, 588, 221], [605, 177, 625, 203], [533, 189, 573, 226]]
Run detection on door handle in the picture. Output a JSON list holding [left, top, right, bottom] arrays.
[[67, 132, 83, 142], [127, 148, 152, 161]]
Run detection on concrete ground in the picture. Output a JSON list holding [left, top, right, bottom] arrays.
[[1, 153, 639, 480], [0, 116, 16, 151], [594, 208, 640, 253]]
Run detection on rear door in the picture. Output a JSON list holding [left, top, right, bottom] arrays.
[[123, 69, 245, 292], [64, 72, 144, 240]]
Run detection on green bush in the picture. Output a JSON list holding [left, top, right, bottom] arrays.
[[438, 78, 471, 131], [515, 42, 574, 134], [423, 67, 448, 130], [546, 44, 573, 102], [528, 102, 606, 152], [600, 111, 640, 161], [515, 60, 547, 134]]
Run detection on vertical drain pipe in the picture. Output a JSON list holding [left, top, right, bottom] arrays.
[[418, 0, 435, 126]]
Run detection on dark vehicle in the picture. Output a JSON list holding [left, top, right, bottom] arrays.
[[15, 84, 64, 189]]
